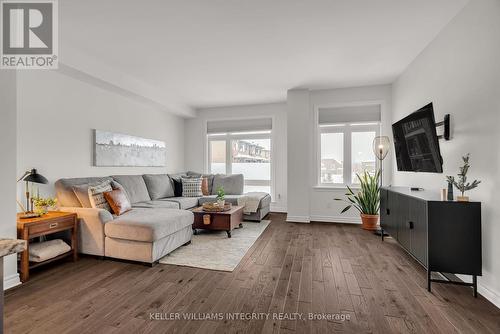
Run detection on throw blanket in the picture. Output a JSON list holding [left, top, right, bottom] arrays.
[[29, 239, 71, 262], [238, 192, 265, 214]]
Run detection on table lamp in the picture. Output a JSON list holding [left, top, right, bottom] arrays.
[[17, 169, 48, 218]]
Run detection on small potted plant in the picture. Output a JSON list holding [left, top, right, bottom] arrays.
[[335, 170, 380, 230], [446, 153, 481, 202], [216, 186, 225, 207], [33, 197, 57, 216]]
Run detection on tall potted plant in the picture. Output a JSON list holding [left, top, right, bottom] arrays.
[[335, 170, 381, 230]]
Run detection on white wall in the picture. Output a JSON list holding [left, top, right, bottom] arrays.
[[184, 103, 287, 212], [286, 85, 392, 223], [392, 0, 500, 306], [17, 70, 186, 199], [0, 71, 21, 289]]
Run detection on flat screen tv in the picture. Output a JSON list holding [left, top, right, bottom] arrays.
[[392, 103, 443, 173]]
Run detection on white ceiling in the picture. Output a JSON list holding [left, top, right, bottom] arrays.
[[60, 0, 468, 116]]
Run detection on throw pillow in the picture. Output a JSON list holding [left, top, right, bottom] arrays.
[[172, 178, 183, 197], [88, 181, 113, 212], [181, 177, 203, 197], [201, 177, 209, 196], [72, 184, 94, 208], [104, 189, 132, 215]]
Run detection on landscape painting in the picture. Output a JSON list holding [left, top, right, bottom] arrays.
[[93, 130, 166, 167]]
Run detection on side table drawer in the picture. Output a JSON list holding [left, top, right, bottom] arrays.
[[29, 218, 74, 235]]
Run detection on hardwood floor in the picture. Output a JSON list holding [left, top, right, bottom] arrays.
[[5, 213, 500, 333]]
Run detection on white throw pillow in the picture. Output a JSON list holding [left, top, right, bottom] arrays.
[[88, 180, 113, 212]]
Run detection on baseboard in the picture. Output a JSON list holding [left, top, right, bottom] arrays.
[[4, 273, 21, 290], [286, 215, 310, 223], [270, 204, 287, 213], [456, 274, 500, 309], [309, 215, 361, 224]]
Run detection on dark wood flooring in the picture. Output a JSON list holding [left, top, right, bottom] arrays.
[[5, 213, 500, 333]]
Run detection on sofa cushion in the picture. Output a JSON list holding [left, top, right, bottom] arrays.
[[111, 175, 151, 204], [142, 174, 175, 200], [132, 200, 179, 209], [55, 177, 113, 207], [211, 174, 244, 195], [187, 171, 215, 194], [161, 197, 200, 209], [198, 193, 271, 209], [105, 208, 193, 242]]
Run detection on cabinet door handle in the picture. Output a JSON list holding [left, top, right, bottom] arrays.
[[49, 223, 58, 228], [407, 221, 414, 229]]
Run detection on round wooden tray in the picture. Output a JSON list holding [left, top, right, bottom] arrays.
[[201, 203, 232, 212]]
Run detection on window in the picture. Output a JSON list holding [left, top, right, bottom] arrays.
[[209, 140, 226, 174], [231, 138, 271, 193], [319, 123, 379, 186], [207, 119, 272, 195], [320, 132, 344, 184], [351, 131, 377, 183]]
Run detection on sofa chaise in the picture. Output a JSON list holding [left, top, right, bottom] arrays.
[[55, 173, 271, 264]]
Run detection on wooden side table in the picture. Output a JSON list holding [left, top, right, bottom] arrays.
[[16, 211, 78, 282]]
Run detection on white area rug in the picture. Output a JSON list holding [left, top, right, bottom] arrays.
[[159, 220, 270, 272]]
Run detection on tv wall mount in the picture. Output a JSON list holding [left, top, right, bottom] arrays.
[[436, 114, 450, 141]]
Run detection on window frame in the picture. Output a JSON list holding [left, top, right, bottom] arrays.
[[207, 130, 273, 195], [317, 121, 380, 187]]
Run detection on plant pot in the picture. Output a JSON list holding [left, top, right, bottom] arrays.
[[457, 196, 469, 202], [360, 214, 379, 231], [217, 199, 225, 207]]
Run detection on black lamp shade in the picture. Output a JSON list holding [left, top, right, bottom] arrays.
[[22, 169, 48, 184]]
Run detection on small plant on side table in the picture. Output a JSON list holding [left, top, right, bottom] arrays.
[[335, 170, 381, 231], [216, 186, 226, 207], [446, 153, 481, 201], [32, 197, 57, 216]]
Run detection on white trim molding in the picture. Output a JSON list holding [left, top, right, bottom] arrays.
[[309, 215, 361, 224], [270, 204, 287, 213], [286, 215, 310, 223], [457, 274, 500, 309], [4, 273, 21, 290]]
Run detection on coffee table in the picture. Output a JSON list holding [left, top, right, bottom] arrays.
[[191, 205, 244, 238]]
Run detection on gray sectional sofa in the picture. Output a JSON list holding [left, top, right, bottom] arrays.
[[54, 173, 271, 264]]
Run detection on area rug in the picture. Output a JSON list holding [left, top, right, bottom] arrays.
[[159, 220, 270, 272]]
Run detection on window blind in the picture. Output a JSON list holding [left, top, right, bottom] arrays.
[[207, 117, 272, 134], [318, 105, 381, 124]]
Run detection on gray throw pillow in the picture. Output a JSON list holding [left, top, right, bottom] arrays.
[[212, 174, 244, 195], [142, 174, 175, 200]]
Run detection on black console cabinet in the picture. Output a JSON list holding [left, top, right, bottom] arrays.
[[380, 187, 482, 296]]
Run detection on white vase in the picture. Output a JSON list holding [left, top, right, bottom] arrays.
[[217, 199, 225, 207]]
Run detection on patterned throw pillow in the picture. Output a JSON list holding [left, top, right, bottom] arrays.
[[181, 177, 203, 197], [88, 180, 113, 212]]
